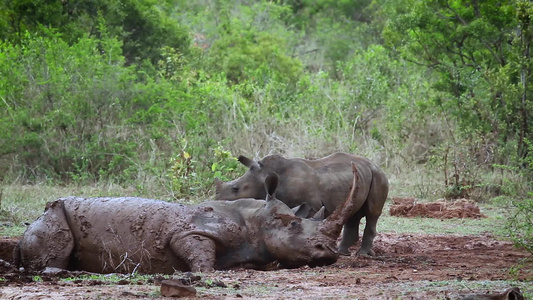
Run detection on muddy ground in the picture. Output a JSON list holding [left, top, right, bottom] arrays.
[[1, 232, 531, 300], [1, 199, 531, 299]]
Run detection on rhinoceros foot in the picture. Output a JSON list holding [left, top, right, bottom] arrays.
[[337, 248, 351, 256], [356, 248, 375, 256]]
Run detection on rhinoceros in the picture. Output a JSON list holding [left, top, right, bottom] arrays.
[[215, 152, 389, 256], [15, 169, 362, 274]]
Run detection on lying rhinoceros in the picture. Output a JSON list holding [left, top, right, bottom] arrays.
[[215, 152, 389, 256], [15, 169, 361, 274]]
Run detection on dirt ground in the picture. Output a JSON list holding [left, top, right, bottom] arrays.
[[1, 232, 531, 300]]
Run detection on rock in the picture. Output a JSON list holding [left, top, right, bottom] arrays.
[[161, 279, 197, 298], [459, 287, 524, 300], [42, 266, 69, 275]]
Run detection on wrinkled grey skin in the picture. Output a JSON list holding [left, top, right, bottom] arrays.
[[14, 175, 349, 274], [215, 152, 389, 256]]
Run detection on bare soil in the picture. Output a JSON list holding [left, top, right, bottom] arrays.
[[1, 232, 531, 299]]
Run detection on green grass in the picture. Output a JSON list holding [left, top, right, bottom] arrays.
[[0, 223, 25, 236], [61, 273, 170, 283]]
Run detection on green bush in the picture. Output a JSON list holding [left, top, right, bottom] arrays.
[[0, 28, 140, 182], [506, 195, 533, 257], [0, 0, 190, 65]]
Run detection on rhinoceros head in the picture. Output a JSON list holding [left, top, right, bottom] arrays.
[[257, 164, 360, 268], [214, 155, 270, 200]]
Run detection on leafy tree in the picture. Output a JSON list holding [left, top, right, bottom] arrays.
[[384, 0, 532, 165], [0, 27, 138, 180], [0, 0, 190, 65], [277, 0, 382, 76]]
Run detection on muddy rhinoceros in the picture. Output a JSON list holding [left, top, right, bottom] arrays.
[[215, 152, 389, 256], [15, 169, 362, 274]]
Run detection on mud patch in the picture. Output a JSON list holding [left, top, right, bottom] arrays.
[[0, 236, 19, 264], [389, 197, 486, 219]]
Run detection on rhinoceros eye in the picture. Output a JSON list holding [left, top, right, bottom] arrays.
[[289, 220, 302, 233], [231, 186, 239, 194]]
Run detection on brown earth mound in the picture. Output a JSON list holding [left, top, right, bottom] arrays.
[[389, 197, 487, 219]]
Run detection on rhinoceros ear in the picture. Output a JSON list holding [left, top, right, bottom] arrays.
[[312, 207, 326, 220], [264, 172, 279, 202], [238, 155, 260, 170], [291, 203, 311, 218], [214, 177, 222, 189]]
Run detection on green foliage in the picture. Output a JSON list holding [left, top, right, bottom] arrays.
[[0, 0, 190, 65], [384, 0, 532, 165], [211, 146, 242, 181], [166, 144, 244, 200], [506, 195, 533, 258], [199, 2, 302, 86], [491, 139, 533, 261], [0, 27, 140, 182], [167, 146, 197, 198], [507, 140, 533, 256]]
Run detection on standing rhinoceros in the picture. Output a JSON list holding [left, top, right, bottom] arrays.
[[15, 170, 361, 274], [215, 152, 389, 256]]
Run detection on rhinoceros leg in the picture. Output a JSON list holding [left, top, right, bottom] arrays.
[[357, 214, 378, 256], [170, 234, 216, 272], [337, 213, 362, 256]]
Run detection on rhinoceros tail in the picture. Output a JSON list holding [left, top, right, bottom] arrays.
[[367, 162, 389, 213]]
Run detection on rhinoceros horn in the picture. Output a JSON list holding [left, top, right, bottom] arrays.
[[312, 206, 326, 220], [291, 203, 311, 218], [318, 162, 361, 238]]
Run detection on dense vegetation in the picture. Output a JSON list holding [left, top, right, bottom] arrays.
[[0, 1, 531, 254]]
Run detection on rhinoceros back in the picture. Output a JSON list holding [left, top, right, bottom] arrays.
[[60, 196, 196, 273]]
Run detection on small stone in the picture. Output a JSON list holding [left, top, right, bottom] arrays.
[[41, 267, 67, 275], [161, 279, 197, 298]]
